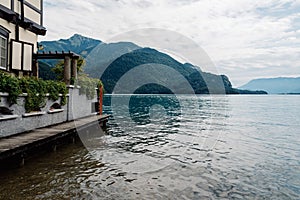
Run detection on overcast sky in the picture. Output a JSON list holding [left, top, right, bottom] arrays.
[[42, 0, 300, 86]]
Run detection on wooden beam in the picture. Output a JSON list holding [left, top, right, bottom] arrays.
[[32, 59, 38, 77], [33, 52, 80, 60]]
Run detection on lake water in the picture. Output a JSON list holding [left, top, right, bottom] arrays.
[[0, 95, 299, 199]]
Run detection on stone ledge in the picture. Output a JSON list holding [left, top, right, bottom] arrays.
[[0, 92, 9, 96], [0, 115, 19, 121], [22, 111, 46, 118], [48, 109, 64, 114]]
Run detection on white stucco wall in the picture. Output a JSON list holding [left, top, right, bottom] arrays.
[[27, 0, 41, 10], [19, 27, 38, 50], [0, 18, 16, 39], [24, 4, 41, 24], [0, 0, 10, 8]]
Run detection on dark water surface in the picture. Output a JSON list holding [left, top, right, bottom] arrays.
[[0, 95, 299, 199]]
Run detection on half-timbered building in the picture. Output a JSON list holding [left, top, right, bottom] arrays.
[[0, 0, 45, 76]]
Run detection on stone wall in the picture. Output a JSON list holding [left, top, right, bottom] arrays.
[[0, 87, 98, 138], [67, 86, 98, 121]]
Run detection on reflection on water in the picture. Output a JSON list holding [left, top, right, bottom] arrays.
[[129, 95, 181, 125], [0, 95, 300, 199]]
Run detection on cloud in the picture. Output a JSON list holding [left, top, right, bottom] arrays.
[[42, 0, 300, 86]]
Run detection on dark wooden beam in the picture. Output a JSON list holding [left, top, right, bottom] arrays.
[[11, 0, 14, 11], [20, 0, 24, 22], [40, 0, 43, 26], [33, 51, 80, 60], [0, 4, 17, 22], [23, 1, 41, 14]]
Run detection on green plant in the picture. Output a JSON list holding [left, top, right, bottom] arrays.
[[19, 77, 68, 112], [76, 74, 103, 100], [45, 80, 68, 106], [0, 72, 68, 113], [19, 77, 47, 112], [52, 57, 103, 100], [0, 72, 22, 105]]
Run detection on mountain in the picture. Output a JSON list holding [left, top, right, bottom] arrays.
[[38, 34, 266, 94], [84, 42, 141, 78], [240, 77, 300, 94], [40, 34, 102, 57], [38, 34, 102, 79], [99, 48, 266, 94], [38, 34, 139, 80]]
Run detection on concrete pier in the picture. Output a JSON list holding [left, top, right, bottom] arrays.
[[0, 115, 110, 167]]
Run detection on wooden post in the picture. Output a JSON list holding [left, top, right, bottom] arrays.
[[71, 58, 78, 83], [20, 154, 25, 167], [64, 56, 71, 85], [99, 85, 103, 115], [32, 59, 39, 77]]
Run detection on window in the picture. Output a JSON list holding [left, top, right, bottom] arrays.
[[11, 41, 33, 71], [0, 35, 7, 70]]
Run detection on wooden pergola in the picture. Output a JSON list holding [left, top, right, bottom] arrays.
[[33, 51, 80, 85]]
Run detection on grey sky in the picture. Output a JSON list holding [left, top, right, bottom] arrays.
[[43, 0, 300, 86]]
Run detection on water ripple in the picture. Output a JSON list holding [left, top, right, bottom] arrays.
[[0, 95, 299, 199]]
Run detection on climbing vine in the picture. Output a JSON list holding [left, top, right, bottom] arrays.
[[19, 77, 46, 112], [76, 74, 103, 100], [0, 72, 67, 113], [45, 80, 68, 106], [0, 72, 21, 105]]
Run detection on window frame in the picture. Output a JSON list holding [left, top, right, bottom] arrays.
[[0, 35, 8, 70], [0, 25, 10, 71], [10, 39, 34, 72]]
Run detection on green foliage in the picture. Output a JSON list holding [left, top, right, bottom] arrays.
[[76, 74, 103, 100], [52, 56, 103, 100], [19, 77, 47, 112], [38, 61, 57, 80], [0, 72, 22, 105], [51, 61, 64, 81], [0, 72, 68, 112], [45, 80, 68, 106]]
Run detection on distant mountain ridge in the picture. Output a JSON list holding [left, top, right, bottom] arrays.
[[40, 34, 102, 57], [38, 34, 267, 95], [240, 77, 300, 94], [38, 34, 102, 79], [98, 47, 266, 94], [84, 41, 141, 77], [38, 35, 139, 80]]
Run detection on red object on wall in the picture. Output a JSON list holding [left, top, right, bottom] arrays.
[[99, 85, 103, 115]]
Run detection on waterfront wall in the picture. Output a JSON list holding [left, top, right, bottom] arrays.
[[0, 87, 98, 138], [67, 86, 98, 121]]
